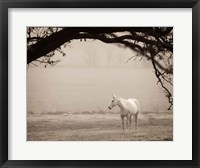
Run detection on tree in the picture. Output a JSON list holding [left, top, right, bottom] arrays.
[[27, 27, 173, 110]]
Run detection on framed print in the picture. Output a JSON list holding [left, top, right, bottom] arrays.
[[0, 0, 199, 167]]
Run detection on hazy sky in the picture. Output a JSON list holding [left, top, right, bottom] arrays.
[[32, 39, 152, 69], [28, 39, 172, 113]]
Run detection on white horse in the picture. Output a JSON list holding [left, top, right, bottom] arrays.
[[108, 95, 140, 130]]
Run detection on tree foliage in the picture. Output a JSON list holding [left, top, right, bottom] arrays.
[[27, 27, 173, 110]]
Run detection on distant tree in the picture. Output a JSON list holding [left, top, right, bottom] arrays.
[[27, 27, 173, 110]]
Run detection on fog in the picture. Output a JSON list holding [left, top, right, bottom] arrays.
[[27, 40, 172, 113]]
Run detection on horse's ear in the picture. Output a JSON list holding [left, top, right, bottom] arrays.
[[113, 95, 116, 98]]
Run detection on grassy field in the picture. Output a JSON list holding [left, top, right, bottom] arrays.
[[27, 111, 173, 141]]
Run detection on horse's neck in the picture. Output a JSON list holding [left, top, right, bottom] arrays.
[[117, 98, 125, 110]]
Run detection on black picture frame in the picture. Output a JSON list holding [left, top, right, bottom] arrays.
[[0, 0, 199, 167]]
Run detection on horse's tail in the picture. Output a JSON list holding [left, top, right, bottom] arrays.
[[134, 99, 140, 114], [133, 99, 140, 129]]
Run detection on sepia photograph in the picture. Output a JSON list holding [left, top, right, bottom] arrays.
[[27, 27, 173, 141]]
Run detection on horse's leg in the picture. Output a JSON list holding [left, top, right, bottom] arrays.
[[135, 113, 138, 130], [126, 116, 129, 129], [121, 115, 124, 131], [129, 115, 132, 129]]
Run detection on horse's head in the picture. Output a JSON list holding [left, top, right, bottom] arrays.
[[108, 95, 118, 110]]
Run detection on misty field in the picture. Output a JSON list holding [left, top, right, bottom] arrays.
[[27, 111, 173, 141], [27, 67, 173, 141]]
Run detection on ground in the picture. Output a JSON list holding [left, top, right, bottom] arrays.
[[27, 111, 173, 141]]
